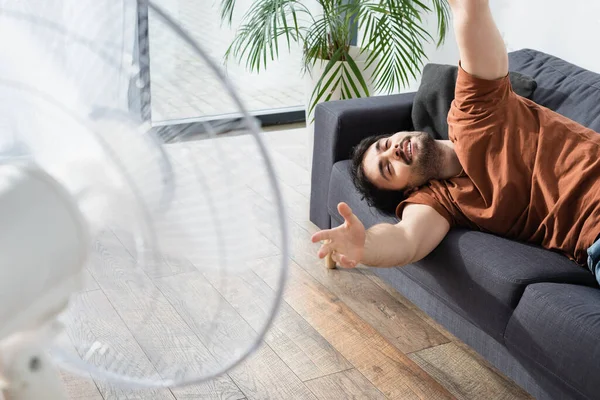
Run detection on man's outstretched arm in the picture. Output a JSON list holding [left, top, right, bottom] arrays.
[[361, 204, 451, 267], [449, 0, 508, 80], [311, 203, 450, 268]]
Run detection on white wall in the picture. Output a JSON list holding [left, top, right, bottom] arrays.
[[385, 0, 600, 94], [492, 0, 600, 74]]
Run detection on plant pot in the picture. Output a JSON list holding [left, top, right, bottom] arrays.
[[304, 46, 376, 168]]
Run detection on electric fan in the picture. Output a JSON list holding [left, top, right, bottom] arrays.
[[0, 1, 289, 398]]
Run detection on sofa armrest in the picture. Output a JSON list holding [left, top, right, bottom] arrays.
[[309, 91, 416, 229]]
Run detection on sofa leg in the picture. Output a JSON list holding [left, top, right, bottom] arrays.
[[324, 240, 337, 269], [325, 253, 337, 269]]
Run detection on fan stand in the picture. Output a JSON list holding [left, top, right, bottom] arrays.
[[0, 332, 67, 400]]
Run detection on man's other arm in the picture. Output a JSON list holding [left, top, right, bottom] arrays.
[[449, 0, 508, 80], [312, 203, 450, 268], [361, 204, 450, 267]]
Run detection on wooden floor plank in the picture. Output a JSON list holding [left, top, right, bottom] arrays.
[[55, 342, 104, 400], [304, 369, 387, 400], [409, 343, 533, 400], [253, 256, 457, 400], [58, 126, 531, 399], [228, 344, 317, 400], [292, 183, 311, 200], [154, 271, 318, 400], [154, 142, 284, 266], [52, 333, 104, 399], [60, 371, 104, 400], [59, 371, 104, 400], [364, 269, 529, 399], [300, 262, 451, 353], [86, 231, 244, 400], [359, 268, 462, 342], [202, 130, 313, 233], [209, 129, 310, 189], [248, 176, 314, 233], [62, 290, 176, 400], [81, 268, 100, 292], [200, 265, 353, 381], [265, 132, 311, 175], [248, 194, 450, 354], [113, 226, 280, 279], [268, 150, 311, 187]]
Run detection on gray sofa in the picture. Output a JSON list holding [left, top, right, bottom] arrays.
[[309, 49, 600, 400]]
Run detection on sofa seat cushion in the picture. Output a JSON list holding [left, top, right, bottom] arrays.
[[329, 160, 598, 343], [505, 283, 600, 400], [328, 160, 400, 228]]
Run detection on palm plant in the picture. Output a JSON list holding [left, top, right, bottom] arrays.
[[220, 0, 451, 118]]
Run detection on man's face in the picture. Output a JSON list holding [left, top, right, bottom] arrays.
[[362, 131, 439, 191]]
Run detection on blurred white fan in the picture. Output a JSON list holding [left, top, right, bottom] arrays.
[[0, 1, 288, 398]]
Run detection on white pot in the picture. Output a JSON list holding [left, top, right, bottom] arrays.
[[304, 46, 376, 168]]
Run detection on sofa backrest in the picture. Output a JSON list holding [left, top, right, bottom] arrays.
[[509, 49, 600, 133]]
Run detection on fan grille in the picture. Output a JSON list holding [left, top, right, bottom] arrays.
[[0, 0, 289, 389]]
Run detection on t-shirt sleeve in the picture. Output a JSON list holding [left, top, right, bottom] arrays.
[[454, 62, 512, 110], [395, 183, 456, 227], [447, 63, 515, 141]]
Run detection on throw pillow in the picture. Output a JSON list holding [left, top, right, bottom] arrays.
[[411, 63, 537, 140]]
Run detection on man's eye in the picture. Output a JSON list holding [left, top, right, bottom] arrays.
[[386, 139, 390, 149], [387, 163, 392, 175]]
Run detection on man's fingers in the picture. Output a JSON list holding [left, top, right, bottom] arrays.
[[327, 251, 357, 268], [317, 243, 334, 259], [330, 251, 339, 263], [311, 230, 331, 243], [339, 254, 357, 269], [331, 252, 349, 268], [337, 202, 354, 223]]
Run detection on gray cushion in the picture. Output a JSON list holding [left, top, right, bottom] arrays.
[[509, 49, 600, 132], [405, 231, 598, 344], [328, 160, 400, 228], [329, 160, 598, 343], [505, 283, 600, 400]]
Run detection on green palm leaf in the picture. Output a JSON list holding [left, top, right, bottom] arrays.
[[355, 0, 445, 93], [221, 0, 451, 106], [307, 46, 344, 118], [429, 0, 452, 46], [220, 0, 236, 25], [223, 0, 309, 73], [302, 15, 329, 72], [344, 51, 369, 97]]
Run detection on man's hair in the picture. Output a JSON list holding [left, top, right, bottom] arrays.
[[350, 134, 407, 215]]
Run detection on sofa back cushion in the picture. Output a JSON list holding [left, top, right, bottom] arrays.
[[509, 49, 600, 132]]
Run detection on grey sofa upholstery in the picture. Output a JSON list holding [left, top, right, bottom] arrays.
[[309, 49, 600, 400]]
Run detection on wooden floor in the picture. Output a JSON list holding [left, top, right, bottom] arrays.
[[58, 124, 532, 399]]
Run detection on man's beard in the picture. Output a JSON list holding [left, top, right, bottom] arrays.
[[410, 132, 442, 187]]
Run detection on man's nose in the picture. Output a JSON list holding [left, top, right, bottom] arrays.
[[392, 143, 400, 159]]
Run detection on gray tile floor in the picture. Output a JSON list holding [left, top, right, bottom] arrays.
[[148, 0, 307, 123]]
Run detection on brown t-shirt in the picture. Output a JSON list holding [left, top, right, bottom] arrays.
[[397, 64, 600, 266]]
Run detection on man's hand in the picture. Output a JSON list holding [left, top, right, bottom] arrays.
[[311, 202, 365, 268], [312, 203, 450, 269]]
